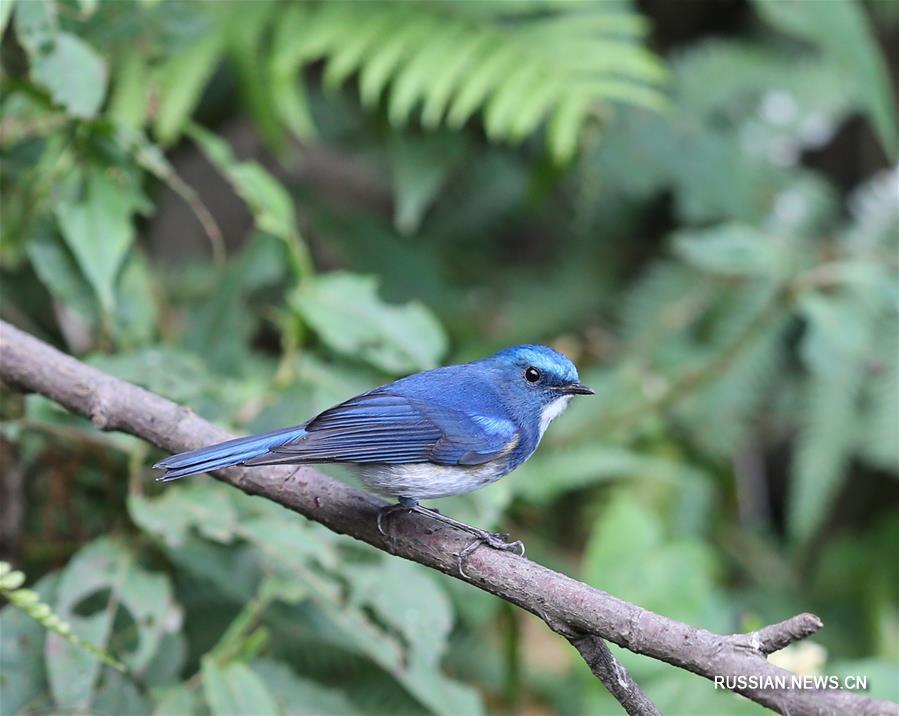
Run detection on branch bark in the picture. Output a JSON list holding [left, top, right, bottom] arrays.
[[567, 634, 662, 716], [1, 320, 895, 716]]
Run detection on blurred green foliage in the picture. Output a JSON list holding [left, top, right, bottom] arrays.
[[1, 0, 897, 714]]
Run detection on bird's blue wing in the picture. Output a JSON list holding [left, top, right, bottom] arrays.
[[243, 390, 516, 467]]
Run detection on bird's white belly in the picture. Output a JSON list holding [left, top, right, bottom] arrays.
[[358, 462, 507, 501], [356, 397, 571, 502]]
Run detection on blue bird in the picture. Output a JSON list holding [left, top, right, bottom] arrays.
[[154, 344, 593, 570]]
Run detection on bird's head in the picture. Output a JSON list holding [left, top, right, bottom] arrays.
[[483, 344, 593, 434]]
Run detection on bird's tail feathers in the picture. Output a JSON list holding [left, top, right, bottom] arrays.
[[154, 426, 307, 481]]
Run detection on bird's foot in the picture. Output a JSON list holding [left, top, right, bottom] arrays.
[[376, 497, 418, 542], [377, 500, 524, 576], [457, 531, 525, 578], [377, 504, 406, 536]]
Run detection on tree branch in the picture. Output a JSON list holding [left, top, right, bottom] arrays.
[[567, 634, 662, 716], [1, 320, 895, 716]]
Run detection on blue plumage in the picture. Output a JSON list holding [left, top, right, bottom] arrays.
[[155, 425, 307, 481], [154, 344, 593, 503]]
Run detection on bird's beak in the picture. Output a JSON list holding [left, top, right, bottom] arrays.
[[561, 383, 594, 395]]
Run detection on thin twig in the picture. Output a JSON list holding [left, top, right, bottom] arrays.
[[121, 130, 227, 266]]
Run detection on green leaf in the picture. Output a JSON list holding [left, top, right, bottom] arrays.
[[797, 293, 872, 377], [359, 12, 436, 108], [390, 134, 458, 236], [484, 60, 542, 139], [225, 1, 283, 148], [258, 576, 306, 606], [547, 91, 591, 163], [348, 560, 452, 668], [790, 292, 876, 542], [177, 257, 260, 376], [753, 0, 898, 156], [388, 23, 469, 127], [13, 0, 56, 57], [513, 444, 696, 503], [0, 573, 57, 715], [345, 560, 483, 716], [420, 32, 493, 128], [14, 0, 107, 118], [250, 354, 381, 431], [613, 666, 766, 716], [88, 347, 228, 409], [26, 227, 98, 327], [583, 492, 722, 624], [188, 126, 294, 239], [55, 167, 142, 315], [292, 271, 448, 374], [202, 658, 280, 716], [672, 223, 786, 277], [845, 167, 899, 252], [862, 331, 899, 470], [241, 518, 330, 569], [46, 539, 178, 710], [33, 33, 106, 118], [321, 9, 395, 91], [269, 4, 317, 140], [153, 31, 224, 145], [128, 481, 239, 548], [447, 42, 521, 129], [92, 669, 152, 716], [152, 685, 199, 716], [109, 52, 149, 129], [831, 659, 899, 703], [273, 1, 664, 157], [271, 73, 315, 142], [141, 631, 187, 688], [114, 251, 157, 348], [0, 0, 16, 36], [252, 658, 356, 716], [187, 124, 310, 276], [75, 0, 98, 17], [240, 498, 341, 569]]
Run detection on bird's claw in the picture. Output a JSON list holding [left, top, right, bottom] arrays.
[[377, 501, 524, 577], [457, 532, 525, 578], [377, 503, 410, 537]]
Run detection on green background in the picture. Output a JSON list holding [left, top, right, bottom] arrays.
[[1, 1, 897, 714]]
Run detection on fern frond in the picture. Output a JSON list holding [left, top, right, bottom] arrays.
[[789, 292, 878, 543], [676, 287, 787, 458], [844, 171, 899, 471], [0, 562, 126, 672], [275, 1, 665, 162], [861, 323, 899, 471], [619, 261, 717, 358], [845, 168, 899, 254], [672, 39, 851, 123], [790, 360, 863, 544]]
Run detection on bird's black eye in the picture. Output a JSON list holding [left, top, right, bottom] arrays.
[[525, 367, 541, 383]]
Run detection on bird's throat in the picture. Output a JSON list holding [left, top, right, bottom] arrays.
[[539, 395, 572, 437]]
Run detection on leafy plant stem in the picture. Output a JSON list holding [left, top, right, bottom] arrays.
[[0, 561, 128, 673], [208, 592, 273, 665]]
